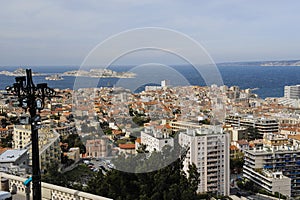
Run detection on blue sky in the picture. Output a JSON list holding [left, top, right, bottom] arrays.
[[0, 0, 300, 66]]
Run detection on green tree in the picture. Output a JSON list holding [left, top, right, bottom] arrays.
[[230, 152, 244, 174], [85, 146, 202, 200], [62, 134, 86, 154], [132, 115, 150, 126], [0, 133, 13, 148], [85, 170, 108, 196], [188, 163, 201, 194], [42, 162, 66, 186]]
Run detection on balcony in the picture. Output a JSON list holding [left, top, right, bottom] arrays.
[[263, 165, 273, 169], [208, 177, 218, 182], [207, 162, 218, 167]]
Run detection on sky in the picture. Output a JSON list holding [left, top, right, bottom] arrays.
[[1, 0, 300, 66]]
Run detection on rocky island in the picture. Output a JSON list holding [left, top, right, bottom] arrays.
[[0, 68, 135, 78], [0, 68, 44, 76], [63, 68, 135, 78], [45, 74, 64, 80]]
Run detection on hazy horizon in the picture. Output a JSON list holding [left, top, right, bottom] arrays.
[[1, 58, 300, 68], [1, 1, 300, 65]]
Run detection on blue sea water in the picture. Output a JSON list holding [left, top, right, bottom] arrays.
[[218, 65, 299, 99], [1, 65, 300, 99]]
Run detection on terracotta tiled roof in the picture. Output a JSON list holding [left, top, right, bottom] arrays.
[[281, 127, 300, 132], [230, 145, 238, 151], [55, 108, 64, 111], [155, 125, 164, 130], [135, 138, 141, 144], [288, 135, 300, 141], [119, 143, 135, 149], [237, 140, 249, 145], [165, 124, 171, 129]]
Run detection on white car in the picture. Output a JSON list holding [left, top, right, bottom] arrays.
[[0, 191, 11, 200]]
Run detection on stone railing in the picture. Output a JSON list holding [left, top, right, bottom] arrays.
[[0, 172, 112, 200]]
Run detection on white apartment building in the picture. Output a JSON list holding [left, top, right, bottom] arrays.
[[140, 126, 174, 152], [225, 114, 279, 135], [38, 129, 61, 171], [145, 86, 162, 91], [169, 120, 206, 133], [161, 80, 170, 87], [223, 126, 248, 142], [55, 123, 77, 136], [277, 97, 300, 108], [243, 166, 291, 197], [13, 125, 31, 149], [144, 80, 170, 91], [13, 125, 61, 171], [284, 85, 300, 99], [0, 149, 28, 175], [243, 147, 294, 197], [242, 134, 300, 197], [178, 126, 230, 196]]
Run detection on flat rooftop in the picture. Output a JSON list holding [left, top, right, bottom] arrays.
[[0, 149, 27, 163]]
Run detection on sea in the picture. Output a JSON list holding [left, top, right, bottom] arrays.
[[0, 65, 300, 99]]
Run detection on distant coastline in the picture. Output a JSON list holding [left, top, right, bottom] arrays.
[[260, 60, 300, 66], [218, 59, 300, 67], [2, 59, 300, 70]]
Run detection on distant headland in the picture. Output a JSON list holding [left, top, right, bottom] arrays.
[[218, 59, 300, 67]]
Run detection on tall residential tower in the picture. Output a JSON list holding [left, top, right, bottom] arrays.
[[178, 126, 230, 196]]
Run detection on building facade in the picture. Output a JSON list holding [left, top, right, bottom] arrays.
[[86, 138, 108, 158], [12, 125, 61, 171], [284, 85, 300, 99], [225, 115, 279, 135], [140, 126, 174, 152], [243, 148, 295, 197], [38, 129, 61, 171], [178, 126, 230, 196], [0, 149, 28, 175], [243, 134, 300, 197], [13, 125, 31, 149]]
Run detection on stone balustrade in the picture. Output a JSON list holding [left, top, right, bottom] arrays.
[[0, 172, 112, 200]]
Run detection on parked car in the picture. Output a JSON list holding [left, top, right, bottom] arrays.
[[0, 191, 12, 200]]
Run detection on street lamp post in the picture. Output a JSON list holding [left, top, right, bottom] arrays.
[[6, 69, 57, 200]]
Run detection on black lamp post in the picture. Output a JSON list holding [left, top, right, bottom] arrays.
[[6, 69, 57, 200]]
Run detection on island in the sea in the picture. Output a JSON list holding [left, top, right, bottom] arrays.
[[45, 74, 64, 81], [0, 68, 44, 76], [0, 68, 135, 78], [62, 68, 135, 78]]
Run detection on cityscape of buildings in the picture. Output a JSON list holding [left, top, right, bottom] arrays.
[[1, 76, 300, 199], [1, 0, 300, 199]]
